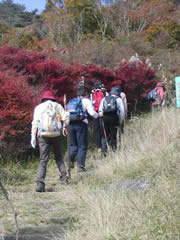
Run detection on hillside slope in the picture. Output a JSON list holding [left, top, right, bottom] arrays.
[[0, 107, 179, 240]]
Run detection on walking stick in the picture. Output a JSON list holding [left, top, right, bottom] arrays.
[[101, 118, 110, 151], [64, 94, 71, 179]]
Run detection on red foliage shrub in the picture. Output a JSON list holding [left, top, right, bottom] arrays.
[[114, 61, 157, 112], [0, 46, 158, 159], [80, 63, 116, 91], [0, 72, 36, 138], [0, 47, 79, 102], [0, 47, 47, 72], [0, 47, 157, 109], [79, 61, 157, 113], [26, 59, 83, 102], [0, 70, 41, 158]]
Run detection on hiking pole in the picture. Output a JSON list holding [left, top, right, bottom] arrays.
[[101, 118, 110, 151], [64, 94, 71, 179]]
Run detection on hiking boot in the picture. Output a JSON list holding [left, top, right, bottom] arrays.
[[102, 152, 107, 157], [60, 177, 69, 185], [69, 161, 75, 169], [101, 149, 107, 157], [77, 166, 86, 172], [36, 182, 45, 192]]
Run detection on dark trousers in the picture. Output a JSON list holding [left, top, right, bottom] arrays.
[[120, 120, 124, 134], [69, 122, 88, 168], [93, 117, 107, 152], [37, 136, 67, 184], [93, 118, 102, 149], [103, 113, 119, 151]]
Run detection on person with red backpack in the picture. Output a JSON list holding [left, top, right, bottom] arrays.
[[91, 81, 108, 154]]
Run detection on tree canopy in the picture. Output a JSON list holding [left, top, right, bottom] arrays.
[[0, 0, 39, 27]]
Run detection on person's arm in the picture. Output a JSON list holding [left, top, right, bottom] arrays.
[[58, 104, 69, 125], [98, 98, 104, 117], [116, 98, 125, 123], [31, 106, 40, 148], [122, 93, 128, 116], [83, 98, 98, 118]]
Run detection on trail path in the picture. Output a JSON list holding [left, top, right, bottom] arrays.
[[0, 151, 102, 240]]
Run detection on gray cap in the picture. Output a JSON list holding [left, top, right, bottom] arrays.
[[110, 86, 121, 97]]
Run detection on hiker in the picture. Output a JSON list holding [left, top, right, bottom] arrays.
[[31, 90, 69, 192], [120, 90, 128, 134], [148, 82, 166, 108], [99, 86, 125, 151], [67, 85, 99, 172], [91, 81, 108, 154]]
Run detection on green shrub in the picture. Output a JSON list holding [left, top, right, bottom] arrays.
[[145, 21, 180, 48]]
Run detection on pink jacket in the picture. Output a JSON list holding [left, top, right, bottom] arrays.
[[152, 87, 165, 106]]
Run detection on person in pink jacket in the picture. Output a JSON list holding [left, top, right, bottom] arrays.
[[152, 82, 166, 107]]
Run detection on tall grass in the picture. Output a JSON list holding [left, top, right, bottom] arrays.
[[65, 107, 179, 240], [0, 107, 179, 239]]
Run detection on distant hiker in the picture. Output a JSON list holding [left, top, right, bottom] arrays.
[[67, 85, 99, 172], [120, 90, 128, 134], [147, 82, 166, 108], [91, 81, 108, 154], [31, 90, 69, 192], [99, 86, 125, 151]]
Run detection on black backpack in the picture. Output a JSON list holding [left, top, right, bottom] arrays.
[[103, 95, 118, 114]]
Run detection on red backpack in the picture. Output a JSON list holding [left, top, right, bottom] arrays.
[[92, 91, 104, 112]]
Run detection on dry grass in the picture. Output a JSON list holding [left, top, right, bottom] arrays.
[[0, 107, 179, 240]]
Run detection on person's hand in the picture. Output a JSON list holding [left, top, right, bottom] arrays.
[[62, 127, 68, 137], [98, 112, 103, 117], [31, 137, 36, 149]]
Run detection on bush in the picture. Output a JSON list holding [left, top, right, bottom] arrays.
[[115, 60, 157, 113], [145, 21, 180, 49], [0, 46, 158, 160], [0, 71, 41, 159]]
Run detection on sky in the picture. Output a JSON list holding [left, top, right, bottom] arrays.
[[14, 0, 46, 13], [13, 0, 113, 13]]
